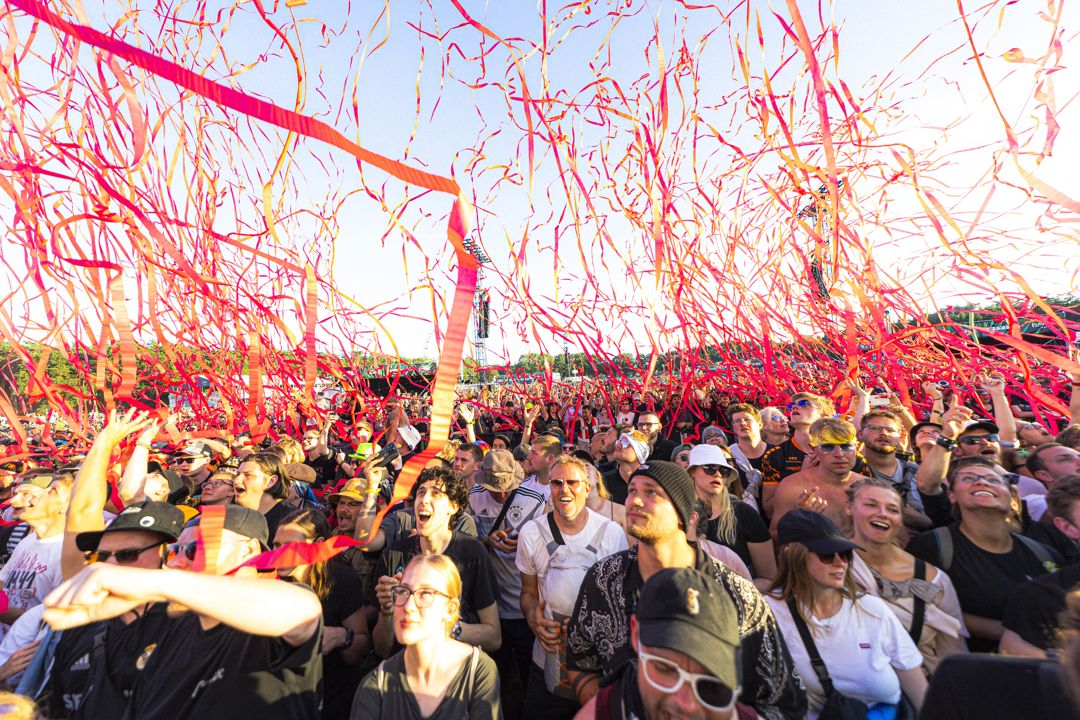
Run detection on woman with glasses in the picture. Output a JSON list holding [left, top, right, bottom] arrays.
[[759, 406, 790, 446], [274, 509, 368, 720], [845, 478, 967, 674], [768, 510, 927, 719], [689, 444, 777, 591], [907, 456, 1062, 653], [352, 554, 501, 719]]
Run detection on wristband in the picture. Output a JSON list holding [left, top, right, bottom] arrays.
[[136, 442, 152, 450]]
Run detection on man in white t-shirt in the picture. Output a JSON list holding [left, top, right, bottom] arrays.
[[0, 472, 71, 626], [516, 456, 627, 720], [468, 448, 548, 712]]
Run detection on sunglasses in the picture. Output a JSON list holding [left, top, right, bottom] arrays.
[[958, 434, 998, 445], [814, 549, 853, 565], [786, 399, 812, 411], [638, 646, 740, 711], [86, 540, 164, 565], [817, 443, 855, 453], [700, 464, 733, 478], [550, 478, 584, 490], [171, 457, 197, 465], [616, 437, 633, 449], [164, 541, 199, 564]]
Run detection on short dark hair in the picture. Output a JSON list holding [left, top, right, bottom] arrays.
[[1028, 443, 1065, 478], [457, 443, 484, 464], [1057, 425, 1080, 450], [725, 403, 761, 425], [1047, 475, 1080, 522]]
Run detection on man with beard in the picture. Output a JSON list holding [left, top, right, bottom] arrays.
[[329, 476, 382, 603], [769, 418, 866, 538], [564, 461, 806, 720], [858, 410, 931, 537], [636, 413, 677, 463], [588, 425, 618, 474]]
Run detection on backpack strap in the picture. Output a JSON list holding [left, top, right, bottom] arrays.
[[785, 597, 835, 695], [909, 559, 927, 644], [491, 487, 522, 534], [1013, 533, 1058, 572], [376, 660, 387, 693], [547, 512, 566, 546], [584, 515, 609, 554], [931, 526, 953, 572]]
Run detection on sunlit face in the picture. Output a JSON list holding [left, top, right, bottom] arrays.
[[234, 461, 277, 509], [848, 485, 903, 546], [625, 476, 682, 543], [762, 411, 789, 435], [549, 464, 590, 523], [954, 432, 1000, 460], [143, 473, 172, 503], [94, 529, 167, 570], [949, 466, 1011, 514], [335, 496, 363, 533], [1033, 447, 1080, 487], [858, 420, 902, 455], [788, 399, 822, 428], [301, 431, 320, 452], [171, 454, 208, 478], [811, 441, 857, 475], [636, 414, 662, 442], [527, 443, 556, 476], [452, 450, 479, 480], [914, 425, 941, 451], [413, 480, 459, 537], [200, 473, 236, 505], [730, 412, 760, 441], [1018, 422, 1054, 447], [9, 482, 49, 521], [805, 548, 850, 591], [393, 562, 458, 647]]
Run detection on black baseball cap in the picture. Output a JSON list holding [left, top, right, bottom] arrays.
[[959, 420, 999, 436], [184, 504, 269, 549], [76, 501, 185, 552], [776, 509, 862, 554], [635, 568, 741, 689]]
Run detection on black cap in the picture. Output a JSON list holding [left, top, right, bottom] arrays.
[[776, 509, 862, 554], [75, 501, 185, 551], [636, 568, 741, 689], [631, 461, 697, 532], [959, 420, 999, 436], [186, 504, 269, 549]]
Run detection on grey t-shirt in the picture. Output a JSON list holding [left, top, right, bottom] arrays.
[[351, 646, 502, 719]]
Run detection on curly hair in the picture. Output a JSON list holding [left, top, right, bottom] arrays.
[[410, 465, 470, 528]]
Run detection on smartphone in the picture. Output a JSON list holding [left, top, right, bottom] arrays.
[[371, 442, 400, 468]]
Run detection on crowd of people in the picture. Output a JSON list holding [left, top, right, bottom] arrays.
[[0, 366, 1078, 719]]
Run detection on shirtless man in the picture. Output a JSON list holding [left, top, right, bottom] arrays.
[[770, 418, 866, 538]]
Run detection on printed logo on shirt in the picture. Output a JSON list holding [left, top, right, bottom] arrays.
[[136, 643, 157, 670], [190, 667, 225, 699]]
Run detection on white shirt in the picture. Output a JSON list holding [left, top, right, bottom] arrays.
[[516, 508, 628, 667], [766, 594, 923, 719], [0, 604, 46, 684], [0, 533, 64, 616]]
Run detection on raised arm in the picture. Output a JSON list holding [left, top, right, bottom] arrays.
[[845, 378, 870, 431], [980, 375, 1016, 444], [1069, 351, 1080, 425], [916, 405, 972, 497], [64, 410, 154, 579], [117, 419, 163, 504]]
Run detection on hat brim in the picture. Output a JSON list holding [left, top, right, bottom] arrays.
[[329, 491, 366, 503], [75, 525, 180, 552], [799, 536, 863, 554], [479, 481, 517, 493], [638, 617, 740, 689]]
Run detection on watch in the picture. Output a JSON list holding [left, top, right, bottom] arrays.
[[342, 627, 355, 649], [452, 621, 463, 640], [935, 436, 957, 451]]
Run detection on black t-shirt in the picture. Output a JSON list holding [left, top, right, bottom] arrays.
[[264, 500, 298, 542], [601, 467, 628, 505], [1002, 563, 1080, 651], [48, 603, 170, 719], [760, 439, 807, 488], [124, 609, 322, 720], [304, 454, 338, 489], [704, 500, 771, 573], [921, 655, 1080, 720], [906, 524, 1060, 652], [647, 438, 677, 463], [373, 532, 498, 624], [321, 562, 365, 720]]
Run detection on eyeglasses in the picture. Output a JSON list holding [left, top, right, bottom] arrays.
[[816, 443, 855, 453], [86, 541, 164, 565], [616, 437, 633, 449], [786, 399, 812, 411], [164, 541, 199, 564], [637, 422, 660, 429], [390, 585, 451, 609], [958, 434, 998, 445], [952, 473, 1009, 487], [1017, 423, 1045, 432], [813, 549, 853, 565], [637, 646, 740, 711], [700, 464, 733, 478], [550, 478, 584, 490], [171, 457, 200, 465], [863, 424, 899, 435], [203, 479, 234, 490]]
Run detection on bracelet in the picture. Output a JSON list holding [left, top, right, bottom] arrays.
[[136, 442, 152, 450]]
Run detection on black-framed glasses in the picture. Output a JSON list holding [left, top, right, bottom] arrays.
[[86, 541, 164, 565], [701, 464, 733, 478], [203, 479, 234, 490], [786, 399, 812, 411], [164, 541, 199, 564], [638, 646, 740, 711], [958, 434, 998, 445], [817, 443, 855, 453], [390, 585, 450, 608], [814, 549, 853, 565]]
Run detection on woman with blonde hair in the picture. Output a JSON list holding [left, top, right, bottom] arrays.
[[352, 554, 501, 719], [767, 510, 926, 719]]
